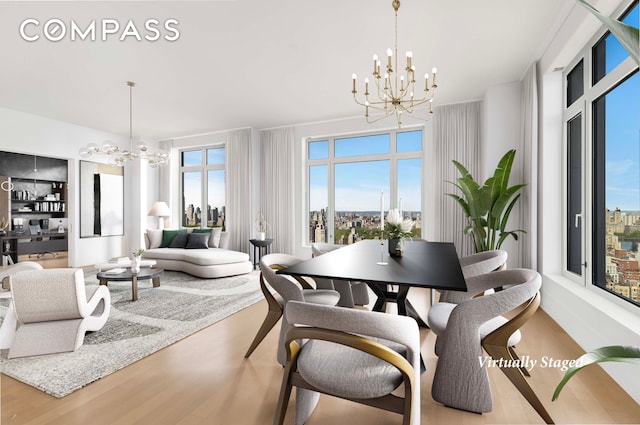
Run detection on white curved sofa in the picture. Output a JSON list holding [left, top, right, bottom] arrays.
[[142, 229, 252, 279]]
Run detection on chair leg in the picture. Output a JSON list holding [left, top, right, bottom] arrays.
[[273, 368, 294, 425], [484, 344, 554, 424], [244, 308, 282, 358], [246, 274, 284, 358], [509, 345, 531, 377]]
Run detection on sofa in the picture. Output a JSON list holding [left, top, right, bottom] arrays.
[[142, 228, 253, 279]]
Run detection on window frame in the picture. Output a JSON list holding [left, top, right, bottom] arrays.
[[305, 127, 424, 245], [179, 144, 226, 229], [561, 0, 639, 309]]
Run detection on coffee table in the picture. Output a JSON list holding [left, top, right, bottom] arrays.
[[97, 267, 164, 301]]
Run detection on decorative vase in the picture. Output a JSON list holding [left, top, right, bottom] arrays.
[[257, 232, 266, 241], [132, 256, 141, 273], [388, 238, 404, 257]]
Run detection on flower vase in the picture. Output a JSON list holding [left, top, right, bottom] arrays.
[[257, 232, 266, 241], [388, 238, 404, 257], [132, 256, 141, 273]]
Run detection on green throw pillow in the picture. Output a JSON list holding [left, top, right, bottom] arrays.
[[192, 228, 212, 234], [161, 229, 187, 248]]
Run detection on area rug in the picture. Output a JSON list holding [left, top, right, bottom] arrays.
[[0, 269, 263, 398]]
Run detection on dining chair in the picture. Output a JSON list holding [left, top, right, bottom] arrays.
[[274, 300, 421, 425], [310, 243, 370, 307], [429, 268, 554, 424], [259, 253, 340, 365], [437, 249, 508, 303]]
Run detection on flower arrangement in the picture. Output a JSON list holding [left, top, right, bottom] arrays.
[[254, 211, 270, 233], [132, 248, 145, 257], [383, 208, 414, 240]]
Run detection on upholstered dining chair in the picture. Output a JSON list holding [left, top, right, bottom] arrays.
[[6, 268, 111, 359], [311, 243, 370, 307], [429, 268, 554, 424], [274, 300, 421, 425], [259, 253, 340, 365], [437, 249, 508, 304]]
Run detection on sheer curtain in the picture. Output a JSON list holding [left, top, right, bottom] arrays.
[[260, 127, 295, 254], [519, 63, 539, 269], [226, 128, 253, 253], [432, 101, 482, 257]]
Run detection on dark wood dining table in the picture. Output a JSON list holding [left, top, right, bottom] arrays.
[[277, 239, 467, 327]]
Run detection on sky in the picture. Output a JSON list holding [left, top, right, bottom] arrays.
[[309, 130, 422, 212], [604, 5, 639, 212]]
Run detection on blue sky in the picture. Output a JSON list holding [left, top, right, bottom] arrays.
[[309, 130, 422, 212], [604, 4, 639, 212]]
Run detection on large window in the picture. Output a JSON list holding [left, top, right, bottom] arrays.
[[180, 146, 226, 228], [563, 1, 639, 307], [307, 129, 423, 245]]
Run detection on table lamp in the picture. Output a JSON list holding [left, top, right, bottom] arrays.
[[148, 201, 171, 229]]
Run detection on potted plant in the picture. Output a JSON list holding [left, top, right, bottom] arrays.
[[254, 212, 270, 240], [383, 208, 414, 256], [446, 149, 526, 253]]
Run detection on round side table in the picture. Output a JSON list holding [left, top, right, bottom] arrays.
[[249, 239, 273, 269]]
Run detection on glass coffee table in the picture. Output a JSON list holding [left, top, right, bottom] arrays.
[[96, 267, 164, 301]]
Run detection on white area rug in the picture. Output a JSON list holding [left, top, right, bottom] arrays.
[[0, 270, 262, 398]]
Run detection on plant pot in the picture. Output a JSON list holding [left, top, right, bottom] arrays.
[[257, 232, 266, 241], [388, 238, 404, 257]]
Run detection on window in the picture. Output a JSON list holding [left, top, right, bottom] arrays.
[[180, 146, 226, 228], [563, 0, 639, 307], [307, 129, 423, 245]]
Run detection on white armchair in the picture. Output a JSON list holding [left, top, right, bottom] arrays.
[[6, 268, 110, 358]]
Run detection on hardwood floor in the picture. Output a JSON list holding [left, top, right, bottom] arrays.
[[2, 287, 639, 424]]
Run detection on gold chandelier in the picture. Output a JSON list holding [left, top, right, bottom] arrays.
[[351, 0, 438, 128], [79, 81, 169, 167]]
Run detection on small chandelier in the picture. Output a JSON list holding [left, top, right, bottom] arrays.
[[351, 0, 439, 128], [80, 81, 169, 167]]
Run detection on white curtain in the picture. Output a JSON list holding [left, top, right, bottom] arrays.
[[260, 127, 295, 254], [226, 128, 253, 253], [519, 63, 539, 269], [432, 101, 482, 257]]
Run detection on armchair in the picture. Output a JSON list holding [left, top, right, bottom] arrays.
[[430, 268, 554, 423], [6, 268, 110, 359], [274, 300, 421, 425], [259, 253, 340, 365]]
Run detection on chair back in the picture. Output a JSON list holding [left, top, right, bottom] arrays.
[[10, 268, 84, 323], [432, 268, 542, 414], [259, 253, 307, 303]]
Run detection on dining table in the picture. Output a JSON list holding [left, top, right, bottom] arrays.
[[277, 239, 467, 327]]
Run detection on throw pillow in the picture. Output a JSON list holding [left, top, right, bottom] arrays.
[[146, 229, 163, 249], [161, 229, 187, 248], [169, 232, 189, 248], [210, 227, 223, 248], [185, 232, 210, 249]]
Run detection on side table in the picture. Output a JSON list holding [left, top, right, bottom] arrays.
[[249, 239, 273, 269]]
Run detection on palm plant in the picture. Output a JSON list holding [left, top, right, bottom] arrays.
[[447, 149, 526, 253]]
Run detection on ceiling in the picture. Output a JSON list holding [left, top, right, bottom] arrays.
[[0, 0, 570, 141]]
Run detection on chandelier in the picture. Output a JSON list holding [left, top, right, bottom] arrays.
[[79, 81, 169, 167], [351, 0, 439, 128]]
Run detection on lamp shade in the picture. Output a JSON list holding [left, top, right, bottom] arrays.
[[148, 202, 171, 217]]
